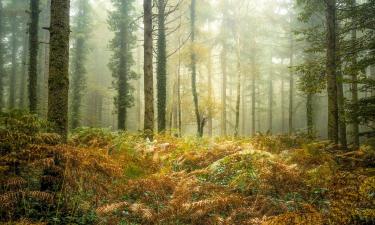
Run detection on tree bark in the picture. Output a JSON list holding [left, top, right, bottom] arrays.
[[19, 32, 28, 109], [326, 0, 339, 143], [190, 0, 203, 137], [307, 93, 313, 135], [281, 78, 285, 133], [157, 0, 167, 132], [221, 42, 227, 136], [268, 59, 273, 134], [29, 0, 40, 113], [207, 49, 213, 137], [234, 33, 241, 137], [143, 0, 154, 138], [0, 0, 3, 111], [48, 0, 70, 141], [9, 19, 18, 109], [350, 0, 359, 148], [289, 32, 294, 135], [251, 51, 256, 136]]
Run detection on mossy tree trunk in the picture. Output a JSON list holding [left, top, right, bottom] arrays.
[[157, 0, 167, 132], [143, 0, 154, 138], [28, 0, 40, 113], [350, 0, 359, 148], [0, 0, 5, 111], [326, 0, 339, 144], [48, 0, 70, 141]]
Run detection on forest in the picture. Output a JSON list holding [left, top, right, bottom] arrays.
[[0, 0, 374, 224]]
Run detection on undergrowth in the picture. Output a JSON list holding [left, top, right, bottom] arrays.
[[1, 111, 374, 224]]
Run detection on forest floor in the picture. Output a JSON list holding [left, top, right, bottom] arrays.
[[1, 112, 374, 225]]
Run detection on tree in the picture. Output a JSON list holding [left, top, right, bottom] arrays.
[[47, 0, 71, 140], [70, 0, 91, 129], [190, 0, 204, 137], [143, 0, 154, 138], [326, 0, 339, 144], [0, 0, 4, 111], [28, 0, 40, 113], [8, 7, 20, 109], [109, 0, 137, 131], [157, 0, 167, 132], [19, 32, 28, 109], [349, 0, 359, 148]]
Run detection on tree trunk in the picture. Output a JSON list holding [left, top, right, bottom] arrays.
[[29, 0, 40, 113], [19, 33, 28, 109], [221, 43, 227, 136], [190, 0, 203, 137], [337, 66, 347, 148], [326, 0, 339, 144], [268, 61, 273, 134], [143, 0, 154, 138], [0, 0, 3, 111], [9, 19, 18, 109], [281, 78, 285, 133], [234, 34, 241, 137], [177, 44, 182, 137], [70, 0, 89, 130], [70, 37, 85, 129], [48, 0, 70, 141], [289, 32, 294, 135], [307, 93, 313, 135], [117, 26, 129, 130], [350, 0, 359, 148], [137, 44, 142, 130], [251, 53, 256, 136], [207, 49, 213, 137], [157, 0, 167, 132]]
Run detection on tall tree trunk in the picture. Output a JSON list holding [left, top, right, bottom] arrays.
[[307, 93, 314, 135], [281, 78, 285, 133], [234, 34, 241, 137], [157, 0, 167, 132], [117, 26, 129, 130], [190, 0, 203, 137], [70, 37, 85, 129], [0, 0, 3, 111], [268, 59, 273, 134], [137, 44, 142, 130], [177, 57, 182, 136], [251, 53, 256, 136], [350, 0, 359, 148], [289, 32, 294, 135], [29, 0, 39, 113], [207, 49, 213, 137], [143, 0, 154, 138], [9, 19, 18, 109], [221, 43, 227, 136], [326, 0, 339, 144], [336, 19, 347, 148], [70, 0, 89, 130], [337, 63, 347, 148], [19, 33, 28, 109], [48, 0, 70, 141]]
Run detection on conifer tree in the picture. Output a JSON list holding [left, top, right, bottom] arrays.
[[109, 0, 137, 131], [70, 0, 91, 129], [47, 0, 71, 140]]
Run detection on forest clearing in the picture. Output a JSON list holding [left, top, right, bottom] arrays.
[[0, 0, 374, 224]]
